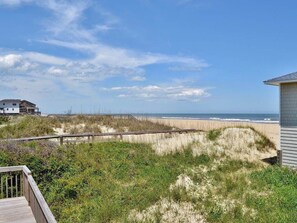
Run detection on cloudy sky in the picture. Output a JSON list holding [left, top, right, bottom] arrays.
[[0, 0, 294, 114]]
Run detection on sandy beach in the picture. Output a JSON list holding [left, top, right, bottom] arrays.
[[148, 118, 280, 149]]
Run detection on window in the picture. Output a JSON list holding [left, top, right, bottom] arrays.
[[12, 108, 14, 111], [13, 103, 17, 106], [7, 108, 8, 111], [3, 103, 5, 105]]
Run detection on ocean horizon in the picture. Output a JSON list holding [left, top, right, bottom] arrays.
[[134, 113, 279, 124]]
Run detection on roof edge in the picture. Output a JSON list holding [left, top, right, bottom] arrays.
[[264, 79, 297, 86]]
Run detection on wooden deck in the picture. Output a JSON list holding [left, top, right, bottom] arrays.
[[0, 197, 36, 223]]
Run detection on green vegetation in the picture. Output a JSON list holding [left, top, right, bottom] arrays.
[[207, 129, 221, 141], [255, 133, 276, 151], [0, 123, 295, 222], [0, 116, 54, 138], [54, 115, 172, 133], [0, 115, 172, 139], [0, 141, 211, 222], [249, 167, 297, 222], [0, 116, 9, 125]]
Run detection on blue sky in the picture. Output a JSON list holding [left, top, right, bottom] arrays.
[[0, 0, 294, 114]]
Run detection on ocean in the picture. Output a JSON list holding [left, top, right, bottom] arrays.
[[135, 113, 279, 124]]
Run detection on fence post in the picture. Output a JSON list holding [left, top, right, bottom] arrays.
[[60, 136, 64, 146]]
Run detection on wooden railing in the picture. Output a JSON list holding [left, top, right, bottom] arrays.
[[0, 166, 56, 223], [1, 129, 198, 145]]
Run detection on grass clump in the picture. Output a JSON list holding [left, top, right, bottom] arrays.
[[0, 116, 54, 139], [0, 115, 173, 138], [0, 116, 9, 125], [247, 166, 297, 223], [51, 115, 172, 133], [207, 129, 221, 141]]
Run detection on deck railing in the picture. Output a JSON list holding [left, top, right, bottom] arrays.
[[1, 129, 198, 145], [0, 166, 56, 223]]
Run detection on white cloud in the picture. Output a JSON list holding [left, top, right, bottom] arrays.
[[105, 84, 210, 102], [0, 0, 210, 106], [0, 54, 36, 72], [47, 67, 66, 75], [130, 76, 146, 81], [42, 39, 208, 71], [0, 0, 32, 6], [1, 0, 208, 79], [23, 52, 68, 65]]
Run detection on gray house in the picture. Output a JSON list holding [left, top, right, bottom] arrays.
[[264, 72, 297, 167]]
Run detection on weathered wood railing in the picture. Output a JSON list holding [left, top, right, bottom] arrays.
[[0, 167, 23, 198], [1, 129, 198, 145], [0, 166, 56, 223]]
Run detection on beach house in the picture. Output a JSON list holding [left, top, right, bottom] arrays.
[[0, 99, 40, 115], [0, 99, 21, 114], [264, 72, 297, 167]]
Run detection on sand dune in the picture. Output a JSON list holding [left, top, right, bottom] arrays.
[[147, 118, 280, 149]]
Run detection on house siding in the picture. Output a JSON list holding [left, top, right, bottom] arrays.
[[280, 83, 297, 126], [280, 83, 297, 167], [0, 101, 20, 114], [280, 127, 297, 167]]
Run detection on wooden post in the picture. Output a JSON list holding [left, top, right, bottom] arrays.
[[10, 175, 13, 197], [60, 137, 63, 146], [16, 174, 18, 197], [0, 175, 3, 198], [20, 174, 23, 196], [6, 175, 8, 198]]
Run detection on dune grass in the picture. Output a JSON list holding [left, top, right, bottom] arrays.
[[0, 132, 296, 222], [0, 126, 295, 222], [0, 116, 9, 125], [0, 116, 54, 138], [53, 115, 172, 133], [0, 115, 172, 139], [0, 141, 211, 222]]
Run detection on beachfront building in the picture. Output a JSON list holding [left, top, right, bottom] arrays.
[[0, 99, 20, 114], [0, 99, 40, 115], [264, 72, 297, 167], [20, 100, 40, 115]]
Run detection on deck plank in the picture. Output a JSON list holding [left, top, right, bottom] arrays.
[[0, 197, 36, 223]]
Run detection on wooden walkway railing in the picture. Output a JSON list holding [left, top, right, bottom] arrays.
[[0, 166, 56, 223], [1, 129, 198, 145]]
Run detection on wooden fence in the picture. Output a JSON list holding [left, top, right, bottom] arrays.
[[1, 129, 198, 145], [0, 166, 56, 223]]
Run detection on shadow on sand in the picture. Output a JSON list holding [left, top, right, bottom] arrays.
[[262, 156, 278, 165]]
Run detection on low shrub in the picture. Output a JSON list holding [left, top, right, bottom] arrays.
[[207, 129, 221, 141]]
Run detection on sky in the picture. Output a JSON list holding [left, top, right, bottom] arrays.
[[0, 0, 295, 114]]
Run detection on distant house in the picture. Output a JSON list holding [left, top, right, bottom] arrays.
[[0, 99, 40, 115], [20, 100, 40, 115], [264, 72, 297, 168], [0, 99, 21, 114]]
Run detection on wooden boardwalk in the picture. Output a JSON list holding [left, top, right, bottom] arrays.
[[0, 197, 36, 223]]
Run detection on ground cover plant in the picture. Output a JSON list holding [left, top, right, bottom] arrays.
[[52, 115, 172, 134], [0, 116, 54, 139], [0, 115, 172, 139], [0, 140, 211, 222], [0, 127, 296, 222]]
